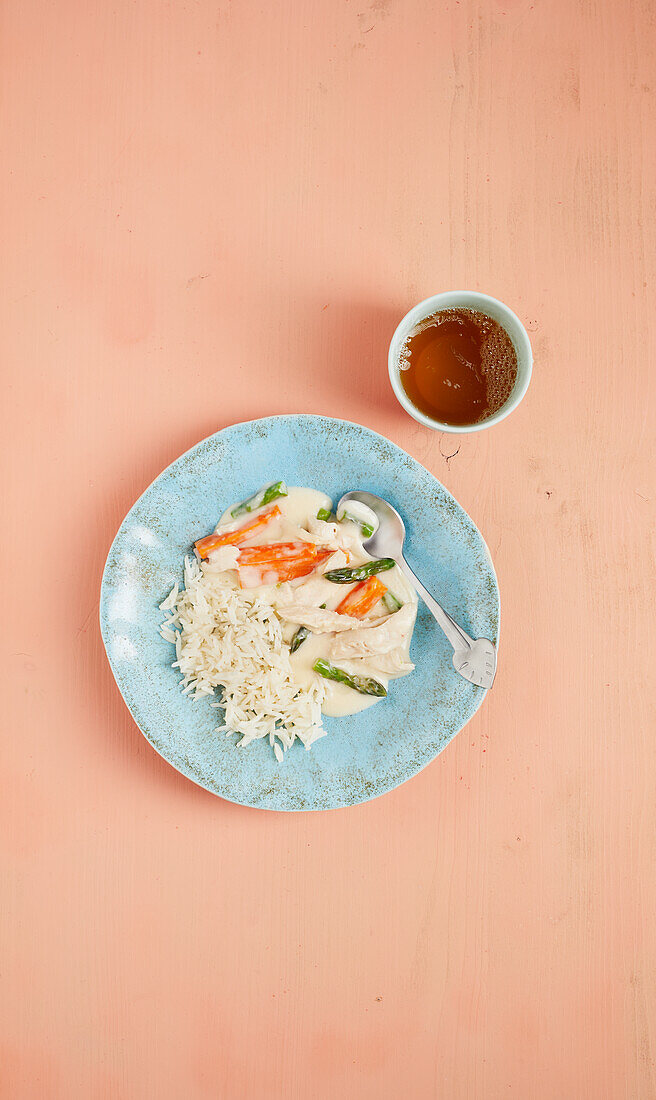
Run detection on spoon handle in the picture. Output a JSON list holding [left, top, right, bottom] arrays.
[[398, 556, 473, 653]]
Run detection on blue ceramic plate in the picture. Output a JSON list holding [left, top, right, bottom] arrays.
[[100, 416, 499, 810]]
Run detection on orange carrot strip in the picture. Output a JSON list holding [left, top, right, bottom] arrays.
[[335, 575, 387, 617], [238, 547, 333, 587], [237, 541, 324, 566], [260, 553, 332, 583], [194, 505, 281, 558]]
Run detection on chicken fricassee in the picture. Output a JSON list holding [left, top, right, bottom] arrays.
[[198, 483, 418, 718]]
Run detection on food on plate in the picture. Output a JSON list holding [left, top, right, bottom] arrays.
[[382, 590, 403, 613], [335, 498, 379, 539], [159, 484, 417, 761], [312, 659, 387, 697], [328, 604, 416, 660], [230, 480, 288, 517], [194, 504, 281, 556], [335, 576, 387, 617], [322, 558, 395, 583], [290, 624, 311, 653]]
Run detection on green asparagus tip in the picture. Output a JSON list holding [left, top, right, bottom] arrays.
[[231, 480, 288, 517], [313, 659, 387, 697], [290, 625, 310, 654]]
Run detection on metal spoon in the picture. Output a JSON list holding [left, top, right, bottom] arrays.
[[337, 490, 497, 689]]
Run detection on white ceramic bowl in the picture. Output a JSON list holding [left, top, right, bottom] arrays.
[[388, 291, 533, 433]]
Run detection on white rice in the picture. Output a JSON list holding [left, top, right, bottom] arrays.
[[159, 556, 326, 759]]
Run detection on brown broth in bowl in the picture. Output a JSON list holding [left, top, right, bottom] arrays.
[[398, 308, 518, 426]]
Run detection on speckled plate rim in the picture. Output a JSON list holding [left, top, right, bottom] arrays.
[[100, 415, 500, 811]]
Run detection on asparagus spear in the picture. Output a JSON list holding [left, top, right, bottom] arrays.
[[383, 591, 403, 613], [323, 558, 395, 583], [290, 626, 310, 653], [340, 511, 374, 538], [313, 659, 387, 697], [231, 480, 288, 517]]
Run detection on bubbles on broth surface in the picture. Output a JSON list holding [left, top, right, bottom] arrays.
[[398, 308, 518, 426]]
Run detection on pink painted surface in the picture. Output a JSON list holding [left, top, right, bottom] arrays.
[[2, 0, 655, 1097]]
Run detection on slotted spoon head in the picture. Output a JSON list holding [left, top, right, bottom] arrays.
[[452, 638, 497, 689]]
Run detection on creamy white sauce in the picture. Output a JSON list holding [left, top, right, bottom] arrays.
[[378, 562, 415, 609], [219, 487, 331, 540], [217, 486, 417, 718], [289, 631, 386, 716]]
